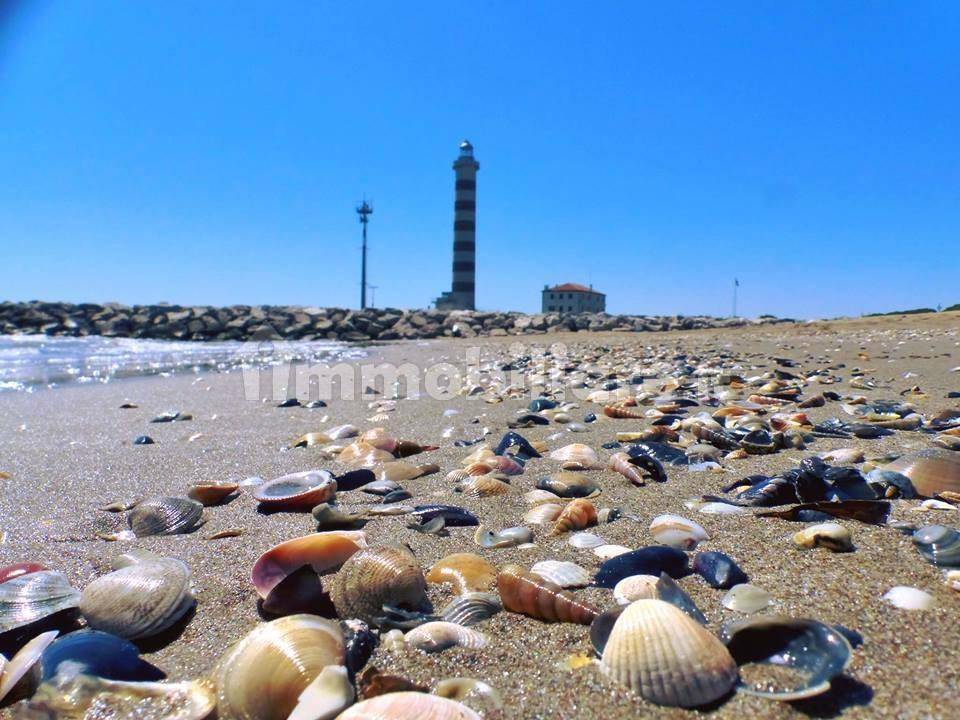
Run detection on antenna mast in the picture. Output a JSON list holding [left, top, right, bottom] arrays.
[[356, 199, 373, 309]]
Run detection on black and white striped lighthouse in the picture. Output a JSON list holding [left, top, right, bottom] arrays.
[[436, 140, 479, 310]]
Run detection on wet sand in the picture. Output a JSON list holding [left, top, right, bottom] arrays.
[[1, 313, 959, 719]]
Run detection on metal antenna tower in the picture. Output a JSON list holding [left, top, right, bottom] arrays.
[[356, 199, 373, 309]]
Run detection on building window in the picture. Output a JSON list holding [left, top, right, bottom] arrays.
[[548, 305, 554, 311]]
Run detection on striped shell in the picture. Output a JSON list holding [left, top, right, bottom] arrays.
[[523, 503, 564, 525], [600, 599, 738, 707], [613, 574, 659, 604], [457, 475, 512, 498], [497, 565, 598, 624], [524, 489, 563, 505], [439, 592, 502, 626], [445, 469, 471, 483], [530, 561, 590, 588], [405, 621, 488, 653], [569, 532, 605, 549], [609, 452, 646, 486], [337, 692, 481, 720], [549, 499, 597, 536], [329, 545, 429, 627], [426, 554, 497, 594], [0, 570, 80, 635], [548, 443, 601, 470], [604, 404, 645, 419], [127, 497, 204, 537]]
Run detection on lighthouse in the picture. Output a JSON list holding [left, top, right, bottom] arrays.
[[435, 140, 479, 310]]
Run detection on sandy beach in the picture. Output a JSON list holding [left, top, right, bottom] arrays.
[[2, 313, 959, 719]]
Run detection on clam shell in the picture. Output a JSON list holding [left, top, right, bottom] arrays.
[[793, 522, 854, 552], [600, 599, 738, 707], [882, 585, 934, 610], [649, 514, 709, 550], [251, 530, 368, 599], [568, 532, 605, 549], [721, 583, 773, 614], [214, 614, 345, 720], [426, 553, 497, 594], [329, 545, 429, 627], [549, 499, 598, 536], [594, 546, 690, 588], [0, 570, 81, 635], [127, 496, 203, 537], [405, 621, 488, 653], [536, 472, 599, 498], [530, 561, 590, 588], [593, 544, 632, 559], [912, 524, 960, 567], [186, 481, 238, 506], [252, 470, 337, 511], [474, 525, 533, 549], [456, 475, 512, 498], [337, 692, 481, 720], [411, 505, 479, 527], [40, 629, 151, 681], [439, 592, 502, 626], [0, 629, 58, 704], [613, 574, 659, 604], [523, 503, 564, 525], [883, 449, 960, 498], [548, 443, 601, 469], [692, 551, 748, 589], [286, 664, 354, 720], [0, 563, 47, 584], [497, 565, 598, 624], [80, 556, 194, 640]]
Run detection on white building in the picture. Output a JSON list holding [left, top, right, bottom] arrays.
[[542, 283, 606, 313]]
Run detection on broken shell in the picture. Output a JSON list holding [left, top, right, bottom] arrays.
[[720, 615, 852, 700], [649, 514, 709, 550], [0, 629, 58, 705], [286, 664, 354, 720], [0, 570, 81, 635], [214, 614, 345, 720], [721, 583, 773, 614], [251, 530, 368, 599], [793, 522, 854, 552], [404, 621, 488, 653], [329, 545, 430, 627], [496, 564, 598, 624], [186, 481, 238, 506], [883, 448, 960, 498], [80, 556, 194, 640], [127, 496, 204, 537], [434, 678, 503, 711], [439, 592, 502, 626], [252, 470, 337, 511], [600, 599, 738, 707], [289, 432, 332, 448], [549, 499, 598, 536], [410, 505, 479, 527], [474, 525, 533, 549], [530, 561, 590, 588], [612, 574, 659, 605], [426, 554, 497, 594], [882, 585, 934, 610], [337, 692, 481, 720], [523, 503, 564, 525]]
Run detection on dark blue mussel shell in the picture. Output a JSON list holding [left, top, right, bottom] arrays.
[[41, 629, 163, 681], [593, 546, 689, 588], [411, 504, 479, 527], [693, 551, 748, 589]]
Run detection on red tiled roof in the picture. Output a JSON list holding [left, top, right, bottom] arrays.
[[547, 283, 602, 293]]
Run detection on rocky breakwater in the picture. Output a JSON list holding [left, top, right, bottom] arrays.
[[0, 301, 789, 342]]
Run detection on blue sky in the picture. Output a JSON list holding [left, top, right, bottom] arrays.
[[2, 2, 958, 318]]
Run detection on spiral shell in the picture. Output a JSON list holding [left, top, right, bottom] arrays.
[[496, 564, 598, 624], [214, 614, 345, 720], [530, 560, 590, 588], [523, 503, 564, 525], [329, 545, 429, 627], [603, 404, 645, 419], [80, 556, 194, 640], [127, 496, 204, 537], [549, 499, 597, 536], [251, 530, 368, 599], [337, 692, 481, 720], [405, 621, 488, 653], [600, 599, 738, 707], [426, 553, 497, 594], [609, 452, 646, 487]]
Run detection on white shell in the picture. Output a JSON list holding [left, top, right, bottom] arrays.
[[523, 503, 564, 525], [882, 586, 934, 610], [600, 599, 738, 707], [918, 499, 957, 511], [721, 583, 773, 614], [287, 665, 354, 720], [593, 544, 632, 559], [530, 561, 590, 588], [613, 575, 659, 605], [568, 532, 604, 549], [649, 515, 709, 550], [524, 489, 563, 505], [327, 424, 359, 439], [337, 692, 481, 720], [0, 630, 58, 703], [946, 570, 960, 593], [404, 622, 488, 653], [697, 502, 747, 515], [793, 522, 853, 552]]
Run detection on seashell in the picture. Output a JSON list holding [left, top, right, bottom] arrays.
[[819, 448, 864, 465], [18, 674, 215, 719], [286, 664, 354, 720], [312, 504, 368, 530], [289, 432, 332, 448], [260, 566, 331, 617], [406, 517, 446, 534], [0, 570, 81, 635], [530, 561, 590, 588], [882, 585, 934, 610], [524, 489, 563, 505], [127, 496, 204, 537], [404, 621, 488, 653], [207, 528, 243, 541], [337, 692, 481, 720], [328, 423, 359, 439], [594, 546, 690, 588], [342, 618, 378, 674], [604, 404, 645, 419], [252, 470, 337, 511], [654, 572, 707, 624], [214, 614, 345, 720], [339, 441, 394, 466], [912, 524, 960, 567], [40, 629, 155, 682], [366, 504, 414, 516], [793, 522, 854, 552], [883, 449, 960, 498], [594, 544, 632, 559], [548, 443, 602, 470], [251, 530, 368, 599], [434, 678, 503, 712], [720, 616, 852, 700], [536, 472, 599, 498], [613, 574, 658, 604], [549, 498, 597, 536], [426, 554, 497, 594], [485, 455, 525, 475], [80, 556, 194, 640], [946, 570, 960, 592], [698, 501, 747, 515], [456, 475, 512, 498], [918, 498, 957, 511], [359, 479, 401, 496], [329, 545, 430, 627], [100, 499, 139, 512], [598, 507, 623, 524], [721, 583, 773, 613], [332, 468, 376, 491], [600, 599, 738, 707], [569, 532, 605, 549], [0, 563, 47, 584], [393, 440, 439, 457], [692, 551, 748, 589], [411, 504, 479, 527], [0, 629, 58, 705], [523, 503, 564, 525], [373, 461, 426, 483], [187, 481, 238, 506], [474, 525, 533, 548], [445, 469, 471, 482], [649, 514, 709, 550], [497, 565, 598, 624], [356, 666, 428, 698], [439, 592, 502, 626]]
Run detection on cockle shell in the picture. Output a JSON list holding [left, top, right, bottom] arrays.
[[548, 443, 602, 470], [793, 522, 854, 552], [594, 544, 632, 559], [439, 592, 502, 626], [127, 496, 204, 537], [252, 470, 337, 511], [883, 449, 960, 498], [524, 489, 563, 505], [187, 481, 239, 506], [600, 599, 738, 707], [530, 561, 590, 588], [337, 692, 481, 720], [548, 498, 597, 537], [456, 475, 512, 498], [426, 554, 497, 594], [80, 556, 194, 640], [329, 545, 429, 627], [0, 571, 80, 635], [496, 565, 598, 624], [523, 503, 564, 525], [214, 614, 345, 720], [613, 574, 659, 605], [649, 515, 709, 550], [405, 621, 488, 653], [251, 531, 368, 599]]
